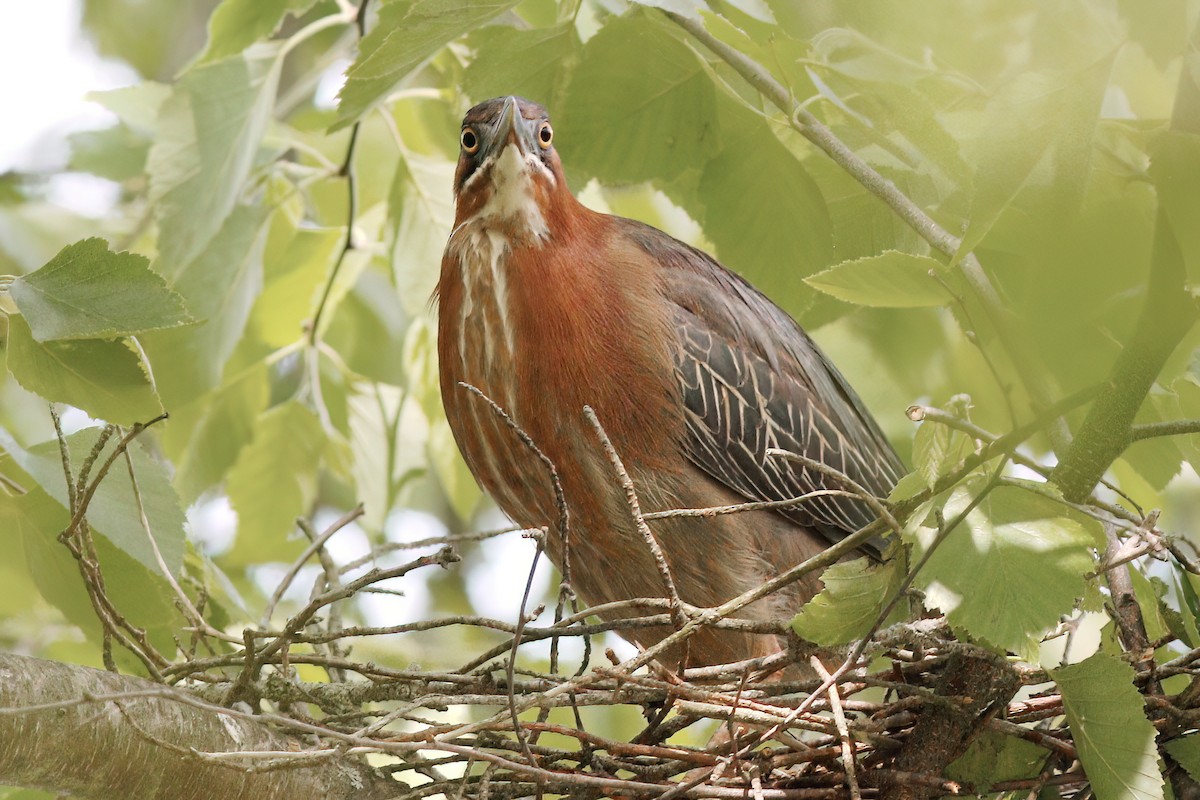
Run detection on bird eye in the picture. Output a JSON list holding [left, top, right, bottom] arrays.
[[461, 128, 479, 154], [537, 122, 553, 149]]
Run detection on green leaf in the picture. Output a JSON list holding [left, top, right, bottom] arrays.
[[887, 470, 928, 504], [87, 83, 171, 134], [252, 226, 340, 348], [335, 0, 519, 128], [945, 729, 1047, 793], [0, 487, 178, 654], [201, 0, 318, 62], [463, 24, 581, 111], [4, 315, 163, 426], [161, 363, 270, 505], [627, 0, 706, 19], [1167, 734, 1200, 782], [226, 401, 326, 563], [0, 426, 186, 577], [955, 58, 1113, 264], [388, 151, 455, 317], [698, 98, 831, 318], [905, 483, 1102, 657], [557, 13, 718, 184], [805, 251, 951, 308], [1055, 653, 1164, 800], [10, 239, 191, 341], [141, 205, 271, 408], [792, 556, 905, 645], [69, 124, 151, 182], [148, 46, 283, 272], [811, 28, 939, 85], [911, 402, 975, 488]]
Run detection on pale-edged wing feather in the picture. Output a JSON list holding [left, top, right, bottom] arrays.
[[618, 218, 903, 555]]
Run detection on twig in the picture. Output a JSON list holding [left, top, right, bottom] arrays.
[[812, 657, 861, 800], [306, 0, 370, 346], [584, 405, 689, 633]]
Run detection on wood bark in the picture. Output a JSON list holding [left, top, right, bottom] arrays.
[[0, 653, 399, 800]]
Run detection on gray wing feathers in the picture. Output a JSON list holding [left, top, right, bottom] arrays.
[[618, 218, 903, 554]]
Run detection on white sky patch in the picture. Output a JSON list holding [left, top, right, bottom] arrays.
[[0, 0, 137, 172]]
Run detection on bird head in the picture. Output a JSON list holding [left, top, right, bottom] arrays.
[[452, 96, 570, 237]]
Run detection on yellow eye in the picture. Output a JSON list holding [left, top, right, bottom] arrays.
[[461, 127, 480, 154], [537, 122, 553, 149]]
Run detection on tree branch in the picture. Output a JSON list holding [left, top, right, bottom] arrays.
[[0, 653, 398, 800], [1052, 20, 1200, 502]]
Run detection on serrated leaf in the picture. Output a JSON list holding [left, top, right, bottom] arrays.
[[887, 470, 928, 504], [1167, 734, 1200, 781], [557, 13, 718, 184], [945, 729, 1046, 792], [911, 416, 975, 489], [335, 0, 519, 129], [905, 483, 1102, 657], [226, 401, 326, 564], [148, 45, 283, 272], [0, 426, 186, 577], [805, 251, 950, 308], [463, 24, 581, 110], [201, 0, 318, 62], [792, 556, 905, 645], [1055, 653, 1164, 800], [699, 97, 830, 319], [4, 315, 163, 426], [10, 239, 191, 341]]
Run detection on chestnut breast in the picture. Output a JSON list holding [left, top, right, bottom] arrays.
[[437, 209, 684, 536]]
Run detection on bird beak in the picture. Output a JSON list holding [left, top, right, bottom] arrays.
[[486, 96, 533, 160]]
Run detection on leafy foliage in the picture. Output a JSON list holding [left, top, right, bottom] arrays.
[[1056, 654, 1165, 800], [1, 0, 1199, 797]]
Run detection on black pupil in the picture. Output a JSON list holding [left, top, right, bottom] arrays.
[[462, 130, 477, 149], [540, 126, 552, 143]]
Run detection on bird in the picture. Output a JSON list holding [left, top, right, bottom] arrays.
[[437, 96, 904, 669]]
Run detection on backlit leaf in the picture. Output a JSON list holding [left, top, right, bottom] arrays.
[[792, 556, 905, 645], [148, 45, 283, 272], [201, 0, 318, 62], [905, 482, 1102, 657], [335, 0, 519, 128], [806, 251, 950, 308], [226, 401, 327, 563], [0, 426, 186, 577], [141, 205, 270, 409]]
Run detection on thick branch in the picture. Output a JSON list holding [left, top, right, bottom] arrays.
[[1052, 27, 1200, 502], [0, 654, 398, 800]]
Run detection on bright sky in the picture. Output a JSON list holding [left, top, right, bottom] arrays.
[[0, 0, 136, 172]]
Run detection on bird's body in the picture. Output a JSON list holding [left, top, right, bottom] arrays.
[[438, 97, 902, 667]]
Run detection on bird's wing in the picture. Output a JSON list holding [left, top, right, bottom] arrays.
[[616, 218, 904, 554]]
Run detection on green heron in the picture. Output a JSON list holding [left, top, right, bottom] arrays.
[[437, 96, 903, 668]]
